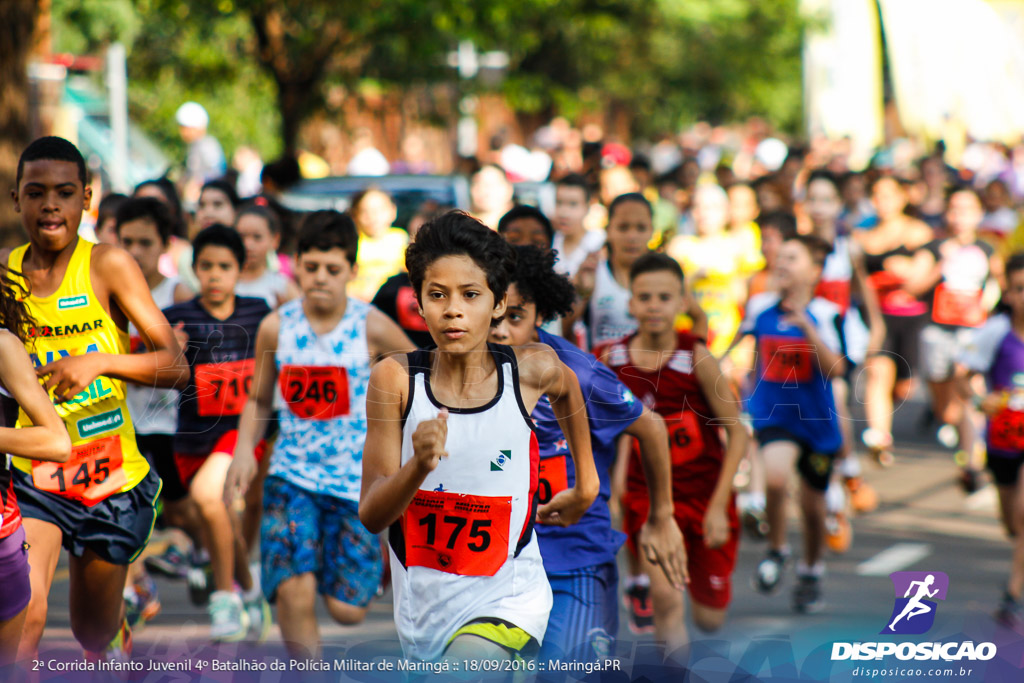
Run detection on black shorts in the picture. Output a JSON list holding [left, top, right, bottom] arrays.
[[988, 452, 1024, 487], [756, 426, 836, 492], [137, 433, 188, 502], [12, 466, 161, 565], [878, 313, 927, 381]]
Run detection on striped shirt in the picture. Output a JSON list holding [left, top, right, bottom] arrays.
[[163, 295, 271, 455]]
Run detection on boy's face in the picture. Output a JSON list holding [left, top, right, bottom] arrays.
[[607, 202, 652, 265], [489, 283, 537, 346], [13, 159, 91, 251], [1004, 269, 1024, 314], [760, 226, 783, 267], [727, 185, 759, 226], [502, 218, 550, 251], [118, 218, 166, 280], [774, 240, 817, 291], [554, 186, 588, 235], [629, 270, 684, 336], [194, 245, 241, 306], [692, 186, 729, 236], [295, 248, 354, 308], [419, 254, 506, 354], [806, 179, 841, 228]]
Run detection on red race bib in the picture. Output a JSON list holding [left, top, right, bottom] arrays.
[[403, 490, 511, 576], [759, 336, 814, 383], [396, 286, 429, 332], [279, 365, 350, 420], [195, 358, 255, 417], [990, 408, 1024, 451], [538, 456, 569, 504], [932, 284, 985, 328], [32, 435, 127, 506], [815, 280, 851, 313], [666, 411, 706, 466]]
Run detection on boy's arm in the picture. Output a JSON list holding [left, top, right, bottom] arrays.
[[693, 342, 748, 548], [360, 357, 442, 534], [622, 408, 688, 588], [366, 308, 417, 362], [223, 312, 279, 503], [0, 332, 71, 463], [519, 345, 599, 526], [783, 307, 846, 379], [39, 247, 188, 402]]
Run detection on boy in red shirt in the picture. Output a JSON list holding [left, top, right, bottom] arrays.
[[598, 252, 747, 651]]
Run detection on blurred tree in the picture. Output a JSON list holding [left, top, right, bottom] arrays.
[[47, 0, 805, 167], [0, 0, 40, 244]]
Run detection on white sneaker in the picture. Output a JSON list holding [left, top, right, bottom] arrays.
[[245, 593, 273, 643], [209, 590, 249, 642]]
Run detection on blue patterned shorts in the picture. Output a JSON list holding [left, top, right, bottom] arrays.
[[261, 475, 382, 606]]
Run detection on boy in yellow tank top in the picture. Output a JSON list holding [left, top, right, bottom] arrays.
[[6, 137, 188, 662]]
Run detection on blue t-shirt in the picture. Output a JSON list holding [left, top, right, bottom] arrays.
[[739, 293, 844, 455], [533, 328, 643, 573]]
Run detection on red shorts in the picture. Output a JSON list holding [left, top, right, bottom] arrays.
[[174, 430, 267, 487], [622, 491, 739, 610]]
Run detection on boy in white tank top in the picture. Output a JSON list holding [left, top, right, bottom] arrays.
[[359, 212, 599, 662]]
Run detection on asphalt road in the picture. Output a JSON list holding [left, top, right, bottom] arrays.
[[27, 395, 1023, 682]]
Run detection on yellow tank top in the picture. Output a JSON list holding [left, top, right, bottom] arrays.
[[8, 239, 148, 499]]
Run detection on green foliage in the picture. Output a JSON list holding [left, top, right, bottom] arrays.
[[49, 0, 806, 159]]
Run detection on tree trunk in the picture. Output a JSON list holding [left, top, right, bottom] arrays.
[[0, 0, 40, 246]]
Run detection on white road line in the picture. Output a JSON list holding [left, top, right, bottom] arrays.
[[856, 543, 932, 576]]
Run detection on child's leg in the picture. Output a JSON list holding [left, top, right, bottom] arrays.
[[1008, 474, 1024, 600], [998, 484, 1016, 537], [690, 603, 727, 634], [761, 441, 801, 551], [189, 453, 235, 592], [641, 538, 686, 651], [444, 635, 510, 661], [321, 496, 379, 625], [799, 480, 827, 569], [864, 355, 896, 441], [242, 440, 273, 553], [275, 573, 320, 658]]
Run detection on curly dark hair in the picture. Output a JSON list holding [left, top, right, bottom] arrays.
[[406, 210, 516, 304], [509, 245, 576, 324], [0, 265, 35, 344]]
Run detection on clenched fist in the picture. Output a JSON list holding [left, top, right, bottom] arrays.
[[412, 408, 449, 473]]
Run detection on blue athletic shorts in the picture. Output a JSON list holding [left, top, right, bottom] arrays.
[[12, 467, 161, 565], [261, 475, 381, 606], [539, 562, 618, 662]]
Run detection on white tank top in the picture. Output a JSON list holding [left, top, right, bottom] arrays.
[[817, 236, 854, 313], [127, 277, 179, 434], [390, 345, 552, 661], [236, 270, 292, 309], [588, 260, 636, 347]]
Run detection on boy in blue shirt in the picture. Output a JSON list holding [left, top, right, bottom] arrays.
[[490, 244, 686, 661]]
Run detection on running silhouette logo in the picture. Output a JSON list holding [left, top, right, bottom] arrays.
[[882, 571, 949, 635]]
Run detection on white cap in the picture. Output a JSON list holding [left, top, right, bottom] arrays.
[[175, 102, 209, 129]]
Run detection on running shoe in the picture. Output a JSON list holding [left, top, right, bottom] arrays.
[[844, 476, 879, 513], [825, 512, 853, 554], [862, 428, 894, 468], [187, 551, 214, 607], [623, 584, 655, 634], [209, 591, 250, 642], [144, 544, 190, 579], [84, 617, 133, 664], [124, 575, 161, 629], [936, 424, 959, 450], [244, 593, 273, 643], [753, 549, 789, 594], [740, 505, 769, 540], [995, 592, 1024, 633], [958, 467, 983, 494], [792, 574, 824, 614]]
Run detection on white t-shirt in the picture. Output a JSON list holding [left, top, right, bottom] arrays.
[[553, 230, 605, 277]]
